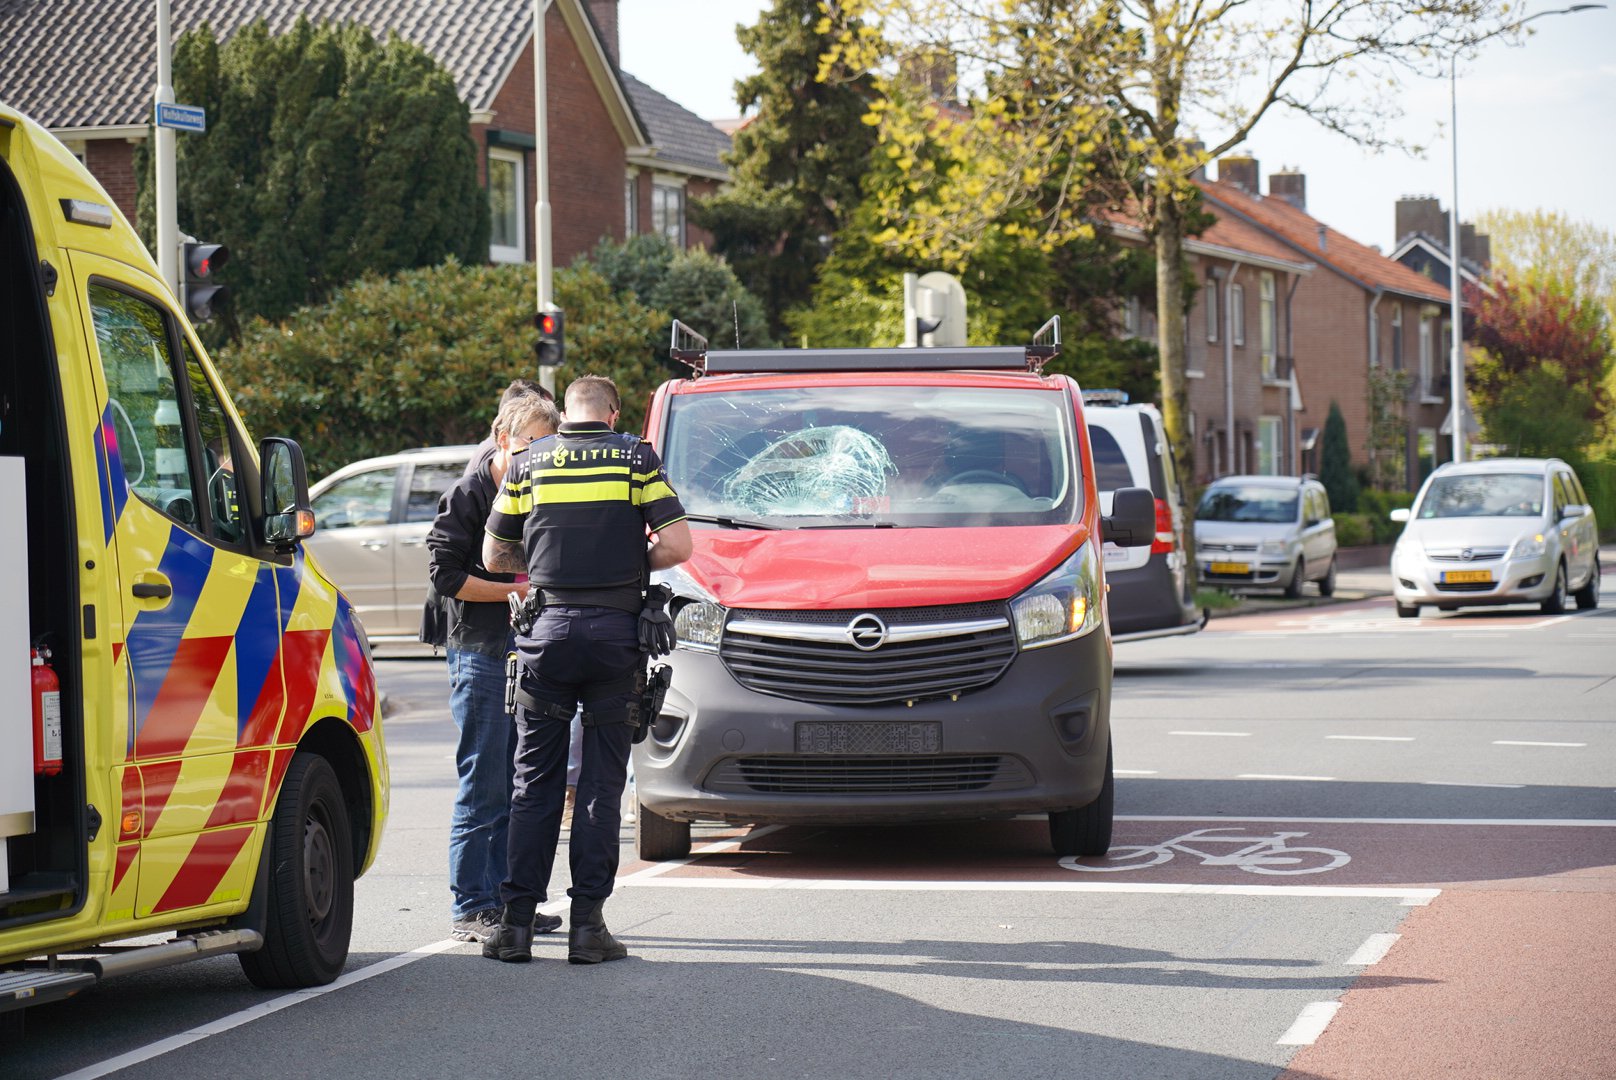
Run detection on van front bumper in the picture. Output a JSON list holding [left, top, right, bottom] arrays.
[[633, 628, 1112, 825]]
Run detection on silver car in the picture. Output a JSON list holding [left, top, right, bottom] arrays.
[[1194, 475, 1338, 597], [303, 445, 478, 640], [1389, 457, 1601, 617]]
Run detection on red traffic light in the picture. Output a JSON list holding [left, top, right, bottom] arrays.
[[539, 313, 558, 335]]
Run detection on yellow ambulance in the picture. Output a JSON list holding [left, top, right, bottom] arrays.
[[0, 104, 388, 1033]]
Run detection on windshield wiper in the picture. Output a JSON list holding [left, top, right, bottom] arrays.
[[797, 521, 907, 529], [685, 513, 783, 531]]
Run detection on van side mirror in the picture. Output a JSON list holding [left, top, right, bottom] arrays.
[[260, 437, 315, 549], [1103, 487, 1156, 548], [1389, 508, 1411, 523]]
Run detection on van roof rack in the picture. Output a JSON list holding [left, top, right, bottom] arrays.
[[669, 316, 1061, 376]]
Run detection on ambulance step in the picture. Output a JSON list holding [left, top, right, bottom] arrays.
[[89, 928, 263, 979], [0, 968, 97, 1013]]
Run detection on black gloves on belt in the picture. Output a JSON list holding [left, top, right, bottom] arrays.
[[638, 583, 676, 657]]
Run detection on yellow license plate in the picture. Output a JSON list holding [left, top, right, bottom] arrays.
[[1208, 561, 1250, 575], [1442, 569, 1494, 584]]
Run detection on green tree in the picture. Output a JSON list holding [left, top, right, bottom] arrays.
[[1469, 276, 1613, 462], [586, 234, 773, 358], [1320, 402, 1359, 513], [1476, 208, 1616, 325], [691, 0, 880, 334], [826, 0, 1518, 481], [216, 261, 663, 478], [1366, 366, 1413, 492], [137, 19, 489, 332]]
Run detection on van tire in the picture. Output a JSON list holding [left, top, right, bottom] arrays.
[[240, 754, 354, 989], [1049, 741, 1114, 858], [635, 801, 691, 861], [1541, 562, 1567, 615]]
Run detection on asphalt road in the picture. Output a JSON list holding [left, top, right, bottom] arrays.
[[5, 591, 1612, 1079]]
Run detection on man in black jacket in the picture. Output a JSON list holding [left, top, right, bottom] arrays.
[[430, 391, 560, 943]]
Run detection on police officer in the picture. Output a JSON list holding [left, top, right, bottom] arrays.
[[480, 374, 691, 964]]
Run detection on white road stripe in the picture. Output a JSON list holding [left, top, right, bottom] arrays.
[[1116, 815, 1616, 827], [52, 826, 786, 1080], [621, 877, 1441, 903], [50, 939, 465, 1080], [1114, 769, 1159, 776], [1492, 740, 1586, 747], [1169, 730, 1252, 737], [1238, 774, 1336, 781], [1422, 781, 1525, 789], [1277, 1001, 1342, 1045], [1345, 933, 1400, 966], [1326, 735, 1415, 742]]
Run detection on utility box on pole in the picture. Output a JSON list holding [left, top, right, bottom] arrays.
[[902, 271, 967, 347]]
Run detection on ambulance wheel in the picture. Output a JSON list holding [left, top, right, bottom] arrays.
[[635, 801, 691, 861], [1049, 740, 1114, 857], [241, 754, 354, 989]]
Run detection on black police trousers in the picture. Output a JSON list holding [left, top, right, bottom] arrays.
[[500, 605, 640, 915]]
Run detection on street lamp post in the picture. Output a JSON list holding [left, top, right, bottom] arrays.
[[1447, 2, 1605, 464], [533, 0, 556, 397]]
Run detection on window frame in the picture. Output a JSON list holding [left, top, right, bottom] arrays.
[[1229, 283, 1245, 346], [487, 146, 527, 264], [625, 170, 640, 235], [1205, 272, 1219, 343], [1259, 272, 1277, 379], [1256, 415, 1281, 475], [651, 179, 686, 247]]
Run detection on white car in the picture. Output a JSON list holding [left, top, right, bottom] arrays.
[[303, 445, 478, 639], [1194, 475, 1338, 598], [1389, 457, 1601, 618]]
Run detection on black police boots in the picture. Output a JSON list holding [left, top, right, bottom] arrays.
[[567, 898, 628, 964], [482, 906, 534, 963]]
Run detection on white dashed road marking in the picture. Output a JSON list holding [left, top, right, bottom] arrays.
[[1492, 740, 1587, 747], [1277, 1002, 1342, 1045], [1326, 735, 1415, 742], [1345, 933, 1401, 965]]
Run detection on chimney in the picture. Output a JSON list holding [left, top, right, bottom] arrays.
[[588, 0, 619, 67], [1269, 168, 1306, 211], [1184, 139, 1208, 182], [1395, 196, 1446, 246], [1218, 154, 1259, 194]]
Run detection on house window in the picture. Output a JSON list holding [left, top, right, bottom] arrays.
[[1417, 427, 1438, 479], [1391, 306, 1403, 369], [1418, 307, 1436, 395], [1229, 283, 1245, 346], [1205, 272, 1219, 343], [625, 172, 639, 235], [1122, 296, 1141, 338], [1259, 272, 1276, 379], [488, 148, 525, 264], [652, 181, 685, 246], [1257, 416, 1281, 475]]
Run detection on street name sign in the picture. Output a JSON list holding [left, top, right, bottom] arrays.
[[155, 103, 206, 132]]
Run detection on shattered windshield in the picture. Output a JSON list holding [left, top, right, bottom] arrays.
[[661, 385, 1078, 528]]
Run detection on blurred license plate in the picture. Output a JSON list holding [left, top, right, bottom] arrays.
[[796, 722, 941, 754], [1442, 569, 1493, 584], [1208, 561, 1249, 574]]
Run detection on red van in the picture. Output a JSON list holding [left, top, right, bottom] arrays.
[[632, 321, 1155, 860]]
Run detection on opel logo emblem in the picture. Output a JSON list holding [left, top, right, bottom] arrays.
[[846, 613, 888, 651], [1223, 544, 1233, 553], [1460, 548, 1474, 562]]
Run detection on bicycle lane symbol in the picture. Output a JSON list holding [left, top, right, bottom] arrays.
[[1060, 827, 1352, 876]]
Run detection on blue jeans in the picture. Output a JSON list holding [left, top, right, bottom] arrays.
[[447, 646, 517, 919]]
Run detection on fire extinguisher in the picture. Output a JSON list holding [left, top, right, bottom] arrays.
[[32, 645, 62, 776]]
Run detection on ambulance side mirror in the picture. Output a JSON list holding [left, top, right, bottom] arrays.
[[260, 437, 315, 550]]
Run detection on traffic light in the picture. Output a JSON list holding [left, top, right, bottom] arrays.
[[182, 242, 230, 322], [536, 307, 564, 367]]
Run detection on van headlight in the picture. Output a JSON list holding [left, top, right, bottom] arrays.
[[1511, 532, 1547, 559], [1010, 542, 1103, 649], [654, 564, 726, 653]]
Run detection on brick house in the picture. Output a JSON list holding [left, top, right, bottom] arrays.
[[0, 0, 729, 270], [1200, 160, 1459, 491], [1105, 205, 1315, 484]]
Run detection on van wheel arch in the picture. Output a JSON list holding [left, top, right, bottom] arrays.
[[290, 717, 375, 878]]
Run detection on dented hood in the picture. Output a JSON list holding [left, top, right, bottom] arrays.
[[682, 525, 1087, 609]]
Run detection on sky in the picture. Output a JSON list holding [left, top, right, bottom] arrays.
[[617, 0, 1616, 256]]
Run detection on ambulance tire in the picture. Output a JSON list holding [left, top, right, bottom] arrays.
[[241, 754, 355, 989]]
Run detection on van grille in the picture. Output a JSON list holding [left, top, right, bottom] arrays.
[[704, 755, 1030, 795], [720, 603, 1016, 705]]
